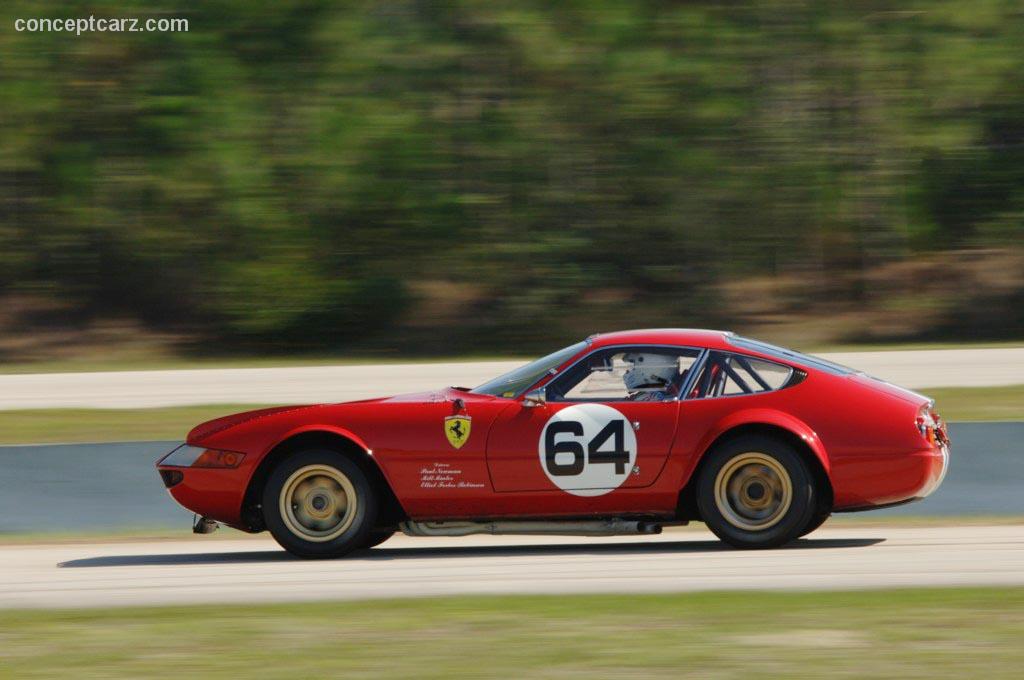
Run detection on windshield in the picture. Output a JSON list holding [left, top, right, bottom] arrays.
[[727, 336, 857, 376], [472, 341, 588, 398]]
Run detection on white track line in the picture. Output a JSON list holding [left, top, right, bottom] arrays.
[[1, 348, 1023, 409]]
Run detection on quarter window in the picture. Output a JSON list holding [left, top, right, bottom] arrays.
[[691, 352, 795, 398]]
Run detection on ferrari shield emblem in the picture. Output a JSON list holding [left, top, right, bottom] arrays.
[[444, 415, 472, 449]]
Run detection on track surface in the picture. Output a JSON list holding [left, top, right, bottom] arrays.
[[3, 347, 1024, 409], [2, 525, 1021, 609]]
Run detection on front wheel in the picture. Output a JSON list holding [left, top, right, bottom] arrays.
[[262, 449, 377, 558], [696, 435, 816, 549]]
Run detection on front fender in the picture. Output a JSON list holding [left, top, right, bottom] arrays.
[[234, 422, 405, 531], [261, 423, 373, 458], [253, 422, 398, 495]]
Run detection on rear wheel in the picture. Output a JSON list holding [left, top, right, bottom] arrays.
[[697, 435, 816, 549], [262, 449, 377, 558], [799, 501, 831, 538]]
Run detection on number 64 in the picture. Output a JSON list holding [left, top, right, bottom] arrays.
[[544, 419, 630, 477]]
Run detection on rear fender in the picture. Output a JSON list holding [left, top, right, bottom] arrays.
[[683, 408, 831, 489]]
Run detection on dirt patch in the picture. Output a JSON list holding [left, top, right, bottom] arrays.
[[730, 629, 869, 649]]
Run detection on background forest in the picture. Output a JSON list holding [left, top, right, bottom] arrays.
[[3, 1, 1023, 358]]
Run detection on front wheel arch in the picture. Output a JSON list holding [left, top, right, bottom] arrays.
[[241, 430, 407, 531], [677, 423, 833, 522]]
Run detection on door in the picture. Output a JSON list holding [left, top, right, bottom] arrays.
[[486, 345, 702, 494]]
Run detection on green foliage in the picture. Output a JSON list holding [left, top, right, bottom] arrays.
[[2, 1, 1023, 352]]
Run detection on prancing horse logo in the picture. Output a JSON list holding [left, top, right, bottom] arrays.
[[444, 415, 472, 449]]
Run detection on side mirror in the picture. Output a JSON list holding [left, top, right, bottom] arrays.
[[522, 388, 547, 408]]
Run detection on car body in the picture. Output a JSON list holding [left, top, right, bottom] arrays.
[[157, 329, 949, 555]]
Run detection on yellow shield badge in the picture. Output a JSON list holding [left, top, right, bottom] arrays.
[[444, 415, 472, 449]]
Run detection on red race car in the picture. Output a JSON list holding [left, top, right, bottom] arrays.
[[156, 329, 949, 557]]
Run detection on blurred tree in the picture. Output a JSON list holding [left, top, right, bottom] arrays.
[[1, 0, 1023, 353]]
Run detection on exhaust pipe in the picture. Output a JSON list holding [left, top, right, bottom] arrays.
[[400, 518, 663, 538], [193, 515, 219, 534]]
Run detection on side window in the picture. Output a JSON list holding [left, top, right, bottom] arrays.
[[547, 347, 701, 402], [692, 352, 794, 398]]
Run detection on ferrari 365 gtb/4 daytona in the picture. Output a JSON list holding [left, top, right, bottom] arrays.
[[157, 329, 949, 557]]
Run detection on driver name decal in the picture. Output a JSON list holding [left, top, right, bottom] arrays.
[[419, 462, 485, 489], [538, 403, 638, 496]]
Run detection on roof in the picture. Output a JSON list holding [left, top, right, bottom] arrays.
[[587, 328, 734, 351], [582, 329, 865, 378]]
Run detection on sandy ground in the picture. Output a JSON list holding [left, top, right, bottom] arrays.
[[1, 524, 1021, 609], [1, 347, 1023, 410]]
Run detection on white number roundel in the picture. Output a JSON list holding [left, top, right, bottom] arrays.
[[538, 403, 637, 497]]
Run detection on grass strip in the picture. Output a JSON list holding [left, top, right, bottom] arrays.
[[0, 404, 263, 444], [1, 588, 1023, 678]]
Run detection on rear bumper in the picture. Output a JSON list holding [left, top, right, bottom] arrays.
[[918, 441, 950, 498], [833, 442, 950, 511]]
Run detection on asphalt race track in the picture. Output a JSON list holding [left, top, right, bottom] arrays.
[[1, 525, 1022, 609], [0, 348, 1020, 610]]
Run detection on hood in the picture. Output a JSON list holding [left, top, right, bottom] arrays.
[[185, 388, 499, 444], [187, 405, 315, 443]]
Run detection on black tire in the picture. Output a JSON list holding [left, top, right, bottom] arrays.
[[360, 528, 397, 550], [262, 449, 377, 559], [696, 435, 816, 549], [799, 501, 831, 538]]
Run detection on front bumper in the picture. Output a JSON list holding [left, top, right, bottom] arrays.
[[156, 443, 252, 528], [157, 463, 249, 527]]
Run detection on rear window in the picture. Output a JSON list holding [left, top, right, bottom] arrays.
[[727, 336, 857, 376]]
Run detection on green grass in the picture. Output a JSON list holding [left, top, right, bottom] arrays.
[[1, 588, 1022, 678], [0, 383, 1022, 445], [926, 384, 1024, 421], [0, 404, 263, 444]]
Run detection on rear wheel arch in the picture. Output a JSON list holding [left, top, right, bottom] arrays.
[[241, 430, 407, 532], [677, 422, 833, 521]]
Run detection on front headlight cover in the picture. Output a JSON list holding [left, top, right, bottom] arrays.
[[160, 444, 207, 467], [159, 445, 245, 469]]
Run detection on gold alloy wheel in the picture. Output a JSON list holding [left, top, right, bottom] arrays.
[[713, 452, 793, 531], [279, 464, 358, 542]]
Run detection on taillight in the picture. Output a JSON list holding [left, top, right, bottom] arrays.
[[192, 449, 245, 468], [916, 404, 941, 445]]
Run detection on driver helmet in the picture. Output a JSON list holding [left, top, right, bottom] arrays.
[[622, 353, 678, 391]]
